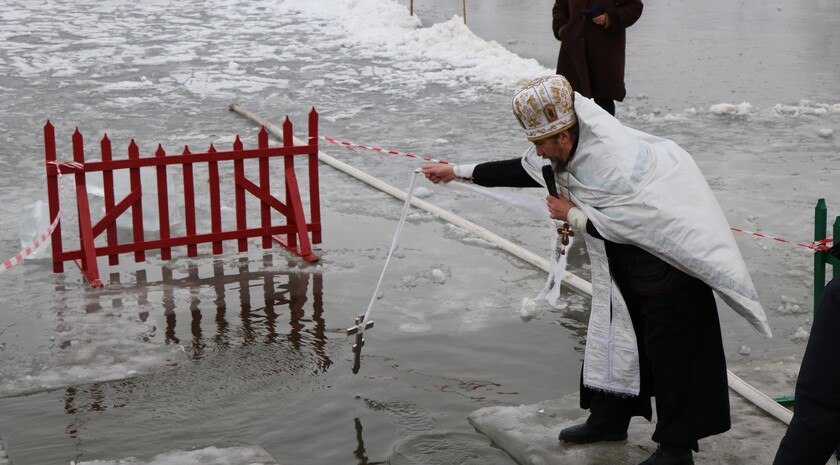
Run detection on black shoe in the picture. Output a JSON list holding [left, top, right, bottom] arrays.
[[638, 444, 694, 465], [558, 422, 628, 443]]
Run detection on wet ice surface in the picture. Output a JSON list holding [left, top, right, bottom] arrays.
[[0, 0, 839, 463], [470, 391, 791, 465]]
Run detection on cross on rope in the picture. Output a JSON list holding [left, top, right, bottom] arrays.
[[341, 170, 423, 374], [346, 315, 375, 374]]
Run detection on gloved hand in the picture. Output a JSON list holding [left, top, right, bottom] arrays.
[[582, 3, 606, 19]]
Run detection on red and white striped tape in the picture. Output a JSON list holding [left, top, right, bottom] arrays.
[[317, 135, 454, 165], [317, 135, 834, 253], [730, 227, 832, 252], [0, 161, 79, 274]]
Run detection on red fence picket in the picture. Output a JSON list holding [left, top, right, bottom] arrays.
[[44, 109, 322, 288]]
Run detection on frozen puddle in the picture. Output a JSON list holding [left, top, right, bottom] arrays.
[[469, 392, 789, 464], [69, 444, 280, 465]]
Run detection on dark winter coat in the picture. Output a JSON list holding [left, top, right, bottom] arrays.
[[552, 0, 643, 101], [773, 274, 840, 465]]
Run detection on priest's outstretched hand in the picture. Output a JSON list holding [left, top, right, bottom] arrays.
[[421, 164, 456, 184]]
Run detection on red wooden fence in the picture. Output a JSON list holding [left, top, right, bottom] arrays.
[[44, 109, 322, 287]]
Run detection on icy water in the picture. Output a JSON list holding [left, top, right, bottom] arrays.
[[0, 0, 838, 464]]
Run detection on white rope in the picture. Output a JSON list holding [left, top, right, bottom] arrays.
[[358, 170, 423, 333], [359, 175, 576, 329]]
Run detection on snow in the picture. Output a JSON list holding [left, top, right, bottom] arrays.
[[709, 102, 754, 116]]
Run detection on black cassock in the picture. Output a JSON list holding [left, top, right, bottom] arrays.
[[774, 273, 840, 465], [473, 158, 731, 450]]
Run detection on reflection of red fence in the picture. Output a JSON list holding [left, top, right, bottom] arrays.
[[44, 110, 322, 288]]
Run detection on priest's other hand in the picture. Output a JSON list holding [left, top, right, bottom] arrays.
[[546, 194, 576, 221]]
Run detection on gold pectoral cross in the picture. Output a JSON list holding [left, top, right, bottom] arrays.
[[556, 222, 574, 255]]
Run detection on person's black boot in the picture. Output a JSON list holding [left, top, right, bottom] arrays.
[[558, 422, 628, 443], [638, 444, 694, 465]]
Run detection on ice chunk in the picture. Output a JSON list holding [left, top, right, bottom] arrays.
[[19, 200, 51, 260]]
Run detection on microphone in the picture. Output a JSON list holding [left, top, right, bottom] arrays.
[[542, 165, 559, 198]]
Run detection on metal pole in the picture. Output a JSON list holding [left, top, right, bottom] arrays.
[[462, 0, 466, 24], [410, 0, 413, 16], [815, 199, 827, 313]]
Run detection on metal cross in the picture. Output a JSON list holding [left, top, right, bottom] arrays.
[[346, 314, 374, 374], [556, 221, 575, 254]]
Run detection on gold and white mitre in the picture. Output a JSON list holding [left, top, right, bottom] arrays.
[[512, 75, 577, 142]]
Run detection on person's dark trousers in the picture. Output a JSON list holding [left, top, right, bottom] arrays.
[[581, 278, 730, 451], [773, 277, 840, 465], [641, 279, 729, 449], [586, 392, 633, 432], [594, 97, 616, 116]]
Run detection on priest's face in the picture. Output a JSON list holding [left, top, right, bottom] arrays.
[[533, 130, 576, 168]]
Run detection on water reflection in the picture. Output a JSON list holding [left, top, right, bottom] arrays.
[[122, 257, 327, 362], [353, 417, 387, 465], [61, 254, 332, 417]]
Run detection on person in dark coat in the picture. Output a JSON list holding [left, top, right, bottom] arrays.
[[773, 245, 840, 465], [553, 0, 643, 115], [422, 75, 771, 465]]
